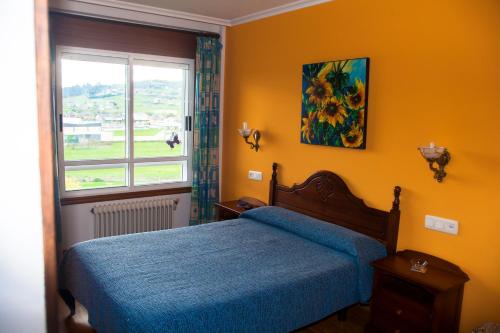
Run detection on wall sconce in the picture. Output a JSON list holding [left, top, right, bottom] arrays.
[[418, 142, 451, 182], [237, 122, 260, 152]]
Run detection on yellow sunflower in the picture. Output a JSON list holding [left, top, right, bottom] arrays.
[[317, 62, 334, 80], [345, 79, 365, 110], [341, 123, 364, 148], [305, 77, 333, 105], [301, 111, 316, 143], [318, 96, 348, 128]]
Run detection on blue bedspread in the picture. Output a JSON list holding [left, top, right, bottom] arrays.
[[61, 206, 386, 333]]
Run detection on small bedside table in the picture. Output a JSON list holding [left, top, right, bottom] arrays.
[[366, 250, 469, 333], [214, 199, 265, 221]]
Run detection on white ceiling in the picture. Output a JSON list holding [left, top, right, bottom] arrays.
[[112, 0, 331, 24], [50, 0, 331, 26], [122, 0, 306, 20]]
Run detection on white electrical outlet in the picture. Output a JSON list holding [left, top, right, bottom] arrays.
[[425, 215, 459, 235], [248, 170, 262, 181]]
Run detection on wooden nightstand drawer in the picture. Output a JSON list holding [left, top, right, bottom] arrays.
[[366, 250, 469, 333], [371, 288, 432, 332], [370, 308, 429, 333], [379, 274, 434, 306], [376, 273, 433, 322], [217, 206, 240, 220]]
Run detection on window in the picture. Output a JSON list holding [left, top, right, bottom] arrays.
[[56, 47, 193, 196]]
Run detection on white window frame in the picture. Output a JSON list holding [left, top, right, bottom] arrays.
[[56, 46, 194, 198]]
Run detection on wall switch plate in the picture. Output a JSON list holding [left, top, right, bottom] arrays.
[[248, 170, 262, 181], [425, 215, 459, 235]]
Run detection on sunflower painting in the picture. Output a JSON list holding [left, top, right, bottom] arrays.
[[301, 58, 369, 149]]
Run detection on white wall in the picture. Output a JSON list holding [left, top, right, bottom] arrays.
[[0, 1, 47, 332], [61, 193, 191, 250]]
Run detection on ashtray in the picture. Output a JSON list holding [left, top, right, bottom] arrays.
[[410, 258, 428, 273]]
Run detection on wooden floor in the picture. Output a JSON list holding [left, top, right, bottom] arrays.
[[59, 296, 369, 333]]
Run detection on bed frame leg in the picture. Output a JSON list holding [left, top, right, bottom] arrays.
[[337, 308, 348, 321], [59, 289, 75, 316]]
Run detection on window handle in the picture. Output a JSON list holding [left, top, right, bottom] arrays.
[[59, 114, 63, 132], [185, 116, 192, 132]]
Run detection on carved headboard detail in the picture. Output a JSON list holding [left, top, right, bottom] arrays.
[[268, 163, 401, 255]]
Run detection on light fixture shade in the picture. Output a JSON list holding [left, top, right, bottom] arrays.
[[418, 146, 446, 160], [418, 142, 451, 182], [237, 128, 252, 137], [237, 122, 260, 152]]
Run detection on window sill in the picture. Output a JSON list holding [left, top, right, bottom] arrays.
[[60, 187, 192, 206]]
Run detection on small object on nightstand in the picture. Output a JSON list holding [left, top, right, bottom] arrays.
[[365, 250, 469, 333], [236, 196, 266, 209], [214, 198, 266, 221], [410, 258, 428, 273]]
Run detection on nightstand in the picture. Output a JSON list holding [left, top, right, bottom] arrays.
[[366, 250, 469, 333], [214, 199, 265, 221]]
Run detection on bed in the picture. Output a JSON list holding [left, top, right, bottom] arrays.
[[60, 163, 401, 333]]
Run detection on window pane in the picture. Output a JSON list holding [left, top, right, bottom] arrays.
[[133, 63, 187, 158], [65, 165, 127, 191], [61, 56, 127, 161], [134, 162, 185, 186]]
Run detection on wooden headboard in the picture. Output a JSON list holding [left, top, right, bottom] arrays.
[[268, 163, 401, 255]]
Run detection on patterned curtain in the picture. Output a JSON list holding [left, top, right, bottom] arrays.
[[189, 37, 222, 225]]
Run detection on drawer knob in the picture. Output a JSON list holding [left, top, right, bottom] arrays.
[[396, 309, 403, 315]]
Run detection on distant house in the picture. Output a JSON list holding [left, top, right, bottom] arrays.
[[63, 117, 101, 143], [134, 113, 151, 127], [103, 116, 125, 128]]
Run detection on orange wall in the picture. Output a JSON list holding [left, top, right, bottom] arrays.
[[222, 0, 500, 331]]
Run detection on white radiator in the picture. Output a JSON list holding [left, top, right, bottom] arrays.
[[92, 198, 178, 238]]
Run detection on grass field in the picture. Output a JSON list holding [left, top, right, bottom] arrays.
[[65, 163, 183, 190], [64, 141, 183, 160], [135, 163, 183, 186], [64, 140, 184, 190], [112, 128, 162, 137], [65, 166, 126, 190]]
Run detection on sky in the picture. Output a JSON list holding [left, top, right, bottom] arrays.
[[61, 58, 184, 88]]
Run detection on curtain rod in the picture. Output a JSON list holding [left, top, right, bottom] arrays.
[[50, 11, 221, 39]]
